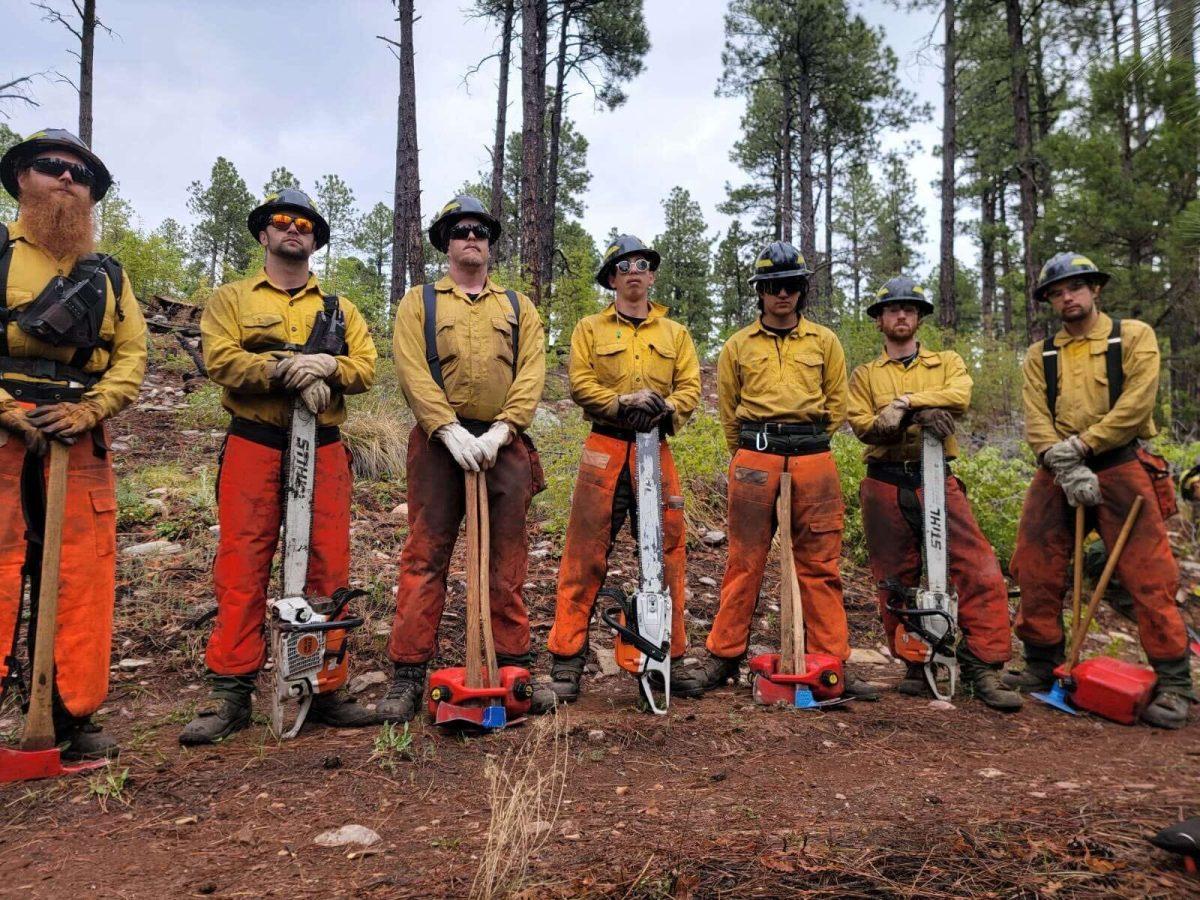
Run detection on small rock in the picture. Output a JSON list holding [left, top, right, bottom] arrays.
[[313, 825, 381, 848], [591, 645, 621, 677], [697, 576, 717, 587], [533, 540, 553, 551], [1029, 791, 1047, 799], [615, 786, 629, 796], [928, 700, 956, 711], [391, 503, 409, 518], [110, 440, 130, 452], [174, 815, 198, 825], [122, 540, 183, 558], [143, 498, 167, 515], [977, 768, 1004, 779], [848, 648, 889, 666], [208, 525, 220, 534], [527, 820, 551, 835], [529, 548, 553, 560], [834, 793, 847, 801], [534, 406, 561, 429], [348, 671, 388, 694], [1053, 781, 1082, 790], [118, 658, 153, 670], [700, 529, 726, 546], [587, 729, 606, 743], [147, 487, 170, 497], [748, 644, 773, 659], [322, 755, 342, 770]]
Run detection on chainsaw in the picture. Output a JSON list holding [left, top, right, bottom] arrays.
[[885, 429, 959, 701], [601, 430, 671, 714], [269, 398, 364, 739]]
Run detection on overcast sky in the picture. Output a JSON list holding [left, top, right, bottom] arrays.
[[2, 0, 957, 275]]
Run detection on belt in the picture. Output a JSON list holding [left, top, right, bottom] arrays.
[[866, 460, 952, 487], [738, 421, 830, 455], [228, 416, 341, 451], [459, 417, 496, 438], [0, 378, 86, 403], [1086, 442, 1136, 472], [739, 421, 827, 435], [590, 421, 666, 442]]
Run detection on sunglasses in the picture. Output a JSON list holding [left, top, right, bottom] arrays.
[[26, 156, 96, 188], [448, 223, 491, 241], [758, 278, 806, 296], [615, 258, 652, 274], [269, 213, 315, 235]]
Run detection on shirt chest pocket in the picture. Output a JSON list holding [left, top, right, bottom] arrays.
[[4, 288, 33, 311], [1088, 343, 1115, 410], [788, 351, 825, 394], [643, 337, 677, 393], [593, 339, 627, 384], [435, 315, 459, 367], [491, 315, 516, 368], [240, 312, 287, 350], [741, 350, 779, 396]]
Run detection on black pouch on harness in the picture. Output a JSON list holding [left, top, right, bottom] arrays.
[[15, 256, 110, 348], [301, 295, 348, 356]]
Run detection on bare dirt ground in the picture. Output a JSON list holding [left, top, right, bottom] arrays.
[[2, 353, 1199, 899]]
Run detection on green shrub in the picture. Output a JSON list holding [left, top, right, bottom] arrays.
[[529, 407, 589, 535], [951, 446, 1034, 569], [831, 431, 868, 565], [176, 382, 226, 430]]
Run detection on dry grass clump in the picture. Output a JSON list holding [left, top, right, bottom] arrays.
[[470, 714, 570, 899], [343, 370, 413, 480]]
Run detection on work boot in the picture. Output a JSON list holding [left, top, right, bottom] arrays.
[[1141, 690, 1191, 730], [179, 675, 253, 746], [897, 663, 929, 696], [495, 652, 559, 716], [842, 670, 881, 701], [1000, 641, 1063, 693], [671, 653, 741, 697], [57, 718, 118, 760], [308, 691, 380, 728], [959, 647, 1023, 712], [537, 653, 585, 707], [376, 664, 426, 724]]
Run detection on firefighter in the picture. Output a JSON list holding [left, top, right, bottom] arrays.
[[181, 188, 378, 744], [677, 242, 877, 700], [1005, 252, 1193, 729], [846, 276, 1021, 711], [542, 234, 701, 704], [379, 195, 546, 722], [0, 129, 147, 758]]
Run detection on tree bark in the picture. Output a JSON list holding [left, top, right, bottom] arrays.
[[520, 0, 547, 303], [822, 134, 834, 307], [1130, 0, 1147, 143], [78, 0, 95, 146], [390, 0, 423, 306], [542, 0, 571, 304], [980, 180, 996, 337], [998, 186, 1014, 336], [1004, 0, 1040, 342], [772, 123, 783, 241], [489, 0, 515, 257], [1028, 10, 1053, 207], [780, 66, 794, 244], [938, 0, 957, 330], [797, 60, 816, 266]]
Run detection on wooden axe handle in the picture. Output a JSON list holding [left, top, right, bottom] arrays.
[[20, 442, 70, 752], [778, 474, 796, 674], [1070, 506, 1085, 627], [477, 472, 499, 685], [464, 472, 483, 689]]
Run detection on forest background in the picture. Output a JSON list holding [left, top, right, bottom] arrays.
[[4, 0, 1200, 565]]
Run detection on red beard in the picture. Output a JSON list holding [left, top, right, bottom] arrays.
[[18, 179, 95, 259]]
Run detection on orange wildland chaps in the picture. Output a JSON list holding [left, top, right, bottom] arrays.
[[1011, 461, 1186, 662], [388, 427, 534, 664], [707, 448, 851, 661], [206, 433, 354, 693], [548, 431, 688, 660], [0, 430, 117, 718], [859, 474, 1012, 664]]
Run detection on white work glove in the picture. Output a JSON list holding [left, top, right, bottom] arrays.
[[300, 380, 332, 415], [435, 422, 486, 472], [1043, 435, 1089, 473], [1056, 464, 1102, 507], [476, 421, 514, 470], [275, 353, 338, 391]]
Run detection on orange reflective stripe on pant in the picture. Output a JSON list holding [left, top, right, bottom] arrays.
[[0, 432, 117, 718], [707, 448, 850, 660], [1011, 461, 1186, 661], [388, 427, 534, 664], [548, 431, 687, 659], [860, 475, 1012, 664], [206, 433, 354, 692]]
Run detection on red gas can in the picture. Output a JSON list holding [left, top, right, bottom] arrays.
[[1058, 657, 1157, 725]]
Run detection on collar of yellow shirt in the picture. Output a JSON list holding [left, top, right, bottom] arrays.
[[870, 343, 943, 369], [601, 299, 670, 325], [7, 218, 75, 262], [745, 315, 822, 340], [434, 273, 509, 302], [1049, 310, 1114, 348], [249, 267, 326, 301]]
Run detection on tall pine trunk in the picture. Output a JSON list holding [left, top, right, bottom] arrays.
[[519, 0, 547, 303], [542, 2, 571, 305], [1005, 0, 1040, 342], [390, 0, 423, 305], [797, 61, 816, 266], [780, 71, 794, 243], [822, 134, 833, 307], [489, 0, 515, 258], [938, 0, 957, 330], [79, 0, 95, 146], [998, 187, 1015, 336], [980, 181, 996, 336]]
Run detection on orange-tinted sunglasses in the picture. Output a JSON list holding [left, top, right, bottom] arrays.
[[269, 213, 315, 234]]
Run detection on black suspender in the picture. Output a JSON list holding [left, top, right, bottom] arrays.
[[0, 223, 13, 357], [421, 283, 521, 391], [1042, 316, 1123, 417]]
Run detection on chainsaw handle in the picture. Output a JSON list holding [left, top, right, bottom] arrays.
[[600, 606, 668, 663], [276, 615, 365, 635]]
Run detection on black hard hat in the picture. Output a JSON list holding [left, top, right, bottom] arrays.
[[0, 128, 113, 201], [867, 275, 934, 317], [247, 188, 331, 250], [428, 194, 502, 253], [595, 234, 661, 288], [747, 241, 812, 284], [1034, 252, 1110, 301]]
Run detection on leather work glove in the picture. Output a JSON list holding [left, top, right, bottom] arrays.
[[0, 400, 48, 456], [913, 408, 956, 441], [1056, 463, 1102, 507], [1042, 435, 1089, 473], [435, 422, 487, 472], [25, 399, 105, 445], [275, 353, 338, 391], [476, 421, 515, 470], [618, 389, 668, 432], [861, 397, 910, 444], [300, 380, 332, 415]]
